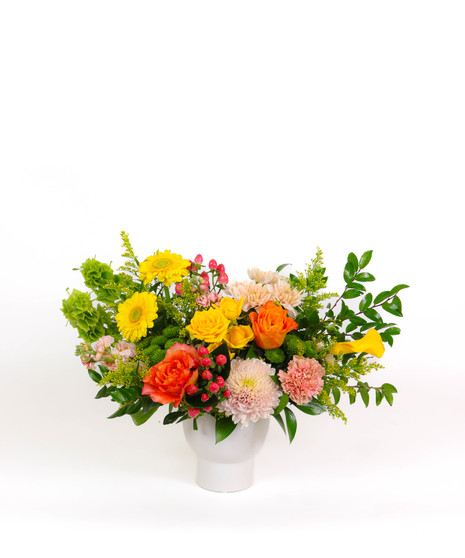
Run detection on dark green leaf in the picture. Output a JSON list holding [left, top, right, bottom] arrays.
[[296, 399, 326, 415], [375, 390, 383, 406], [381, 333, 394, 346], [276, 263, 291, 272], [350, 315, 367, 326], [274, 393, 289, 415], [163, 411, 186, 425], [346, 322, 358, 333], [110, 389, 129, 404], [332, 386, 341, 405], [349, 391, 356, 404], [364, 308, 383, 322], [346, 281, 366, 292], [383, 327, 401, 335], [357, 272, 376, 282], [359, 250, 373, 269], [95, 385, 110, 399], [359, 389, 369, 408], [131, 405, 160, 426], [360, 321, 378, 331], [384, 391, 394, 406], [347, 252, 359, 270], [343, 289, 363, 299], [88, 369, 102, 383], [215, 416, 237, 444], [284, 407, 297, 443], [382, 297, 403, 317], [141, 396, 161, 414], [374, 291, 392, 305], [273, 412, 287, 435], [359, 293, 373, 312], [343, 262, 356, 283], [389, 284, 410, 296], [382, 383, 398, 394], [107, 406, 128, 419]]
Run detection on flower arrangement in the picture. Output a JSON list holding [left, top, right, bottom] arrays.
[[62, 232, 408, 443]]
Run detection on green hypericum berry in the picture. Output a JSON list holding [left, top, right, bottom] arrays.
[[152, 335, 168, 347], [164, 338, 183, 350], [264, 348, 285, 364], [162, 326, 180, 339], [80, 258, 114, 290]]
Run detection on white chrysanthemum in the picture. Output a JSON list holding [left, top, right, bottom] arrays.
[[224, 281, 272, 312], [268, 279, 304, 317], [247, 267, 281, 285], [217, 358, 281, 426]]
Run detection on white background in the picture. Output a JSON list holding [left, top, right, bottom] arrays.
[[1, 1, 464, 556]]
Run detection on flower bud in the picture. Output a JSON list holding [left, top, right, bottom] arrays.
[[194, 254, 203, 264], [198, 346, 209, 357], [217, 264, 225, 273], [204, 406, 212, 412], [201, 393, 210, 402], [188, 408, 200, 418], [201, 357, 212, 367], [208, 259, 217, 270], [216, 376, 225, 387], [223, 389, 231, 398], [175, 283, 183, 295]]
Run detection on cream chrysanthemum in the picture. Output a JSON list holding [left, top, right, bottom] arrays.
[[247, 268, 281, 285], [217, 358, 281, 426], [116, 291, 158, 342], [224, 281, 272, 312], [268, 279, 304, 317], [139, 250, 191, 286]]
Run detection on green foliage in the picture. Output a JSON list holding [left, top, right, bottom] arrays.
[[99, 359, 146, 387]]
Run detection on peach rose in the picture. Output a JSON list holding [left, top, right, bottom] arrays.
[[142, 343, 200, 407], [249, 300, 298, 349]]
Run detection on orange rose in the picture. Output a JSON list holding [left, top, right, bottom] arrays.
[[249, 300, 298, 349], [142, 342, 200, 407]]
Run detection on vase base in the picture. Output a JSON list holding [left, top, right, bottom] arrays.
[[196, 458, 254, 493]]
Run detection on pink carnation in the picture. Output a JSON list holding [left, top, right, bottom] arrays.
[[278, 356, 325, 405]]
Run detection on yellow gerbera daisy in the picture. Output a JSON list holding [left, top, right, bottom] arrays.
[[116, 291, 158, 342], [139, 250, 191, 286]]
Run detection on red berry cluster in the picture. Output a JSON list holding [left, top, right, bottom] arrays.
[[178, 254, 229, 295], [185, 346, 230, 418]]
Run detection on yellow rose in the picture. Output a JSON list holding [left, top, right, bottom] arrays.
[[330, 328, 385, 358], [224, 325, 255, 349], [219, 297, 244, 320], [186, 307, 230, 344]]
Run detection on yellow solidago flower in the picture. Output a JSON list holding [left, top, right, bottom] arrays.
[[219, 297, 244, 320], [116, 291, 158, 342], [330, 328, 385, 358], [139, 250, 191, 286], [186, 306, 230, 344], [224, 325, 255, 349]]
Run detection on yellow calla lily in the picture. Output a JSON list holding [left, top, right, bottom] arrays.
[[330, 328, 385, 358]]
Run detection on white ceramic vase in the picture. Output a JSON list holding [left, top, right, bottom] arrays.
[[183, 414, 270, 492]]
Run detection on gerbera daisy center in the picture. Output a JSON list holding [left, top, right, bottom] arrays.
[[155, 259, 171, 268], [130, 307, 142, 322]]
